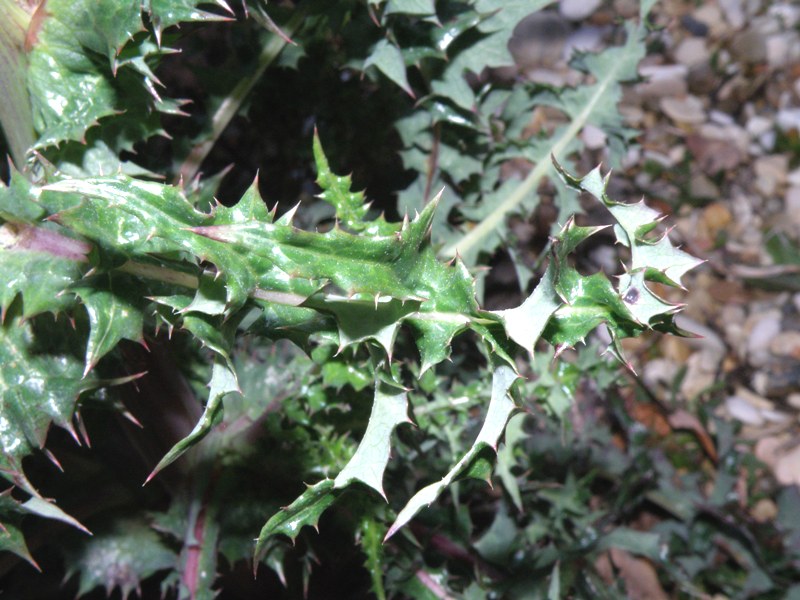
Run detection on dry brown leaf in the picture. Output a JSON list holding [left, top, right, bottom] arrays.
[[609, 548, 670, 600], [668, 409, 718, 463]]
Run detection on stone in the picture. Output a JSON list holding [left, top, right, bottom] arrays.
[[681, 14, 710, 37], [776, 444, 800, 486], [509, 12, 570, 70], [637, 64, 689, 98], [754, 155, 788, 197], [559, 0, 602, 21], [719, 0, 746, 30], [686, 132, 745, 174], [687, 63, 720, 96], [702, 202, 732, 236], [785, 187, 800, 228], [766, 31, 800, 69], [746, 115, 773, 138], [660, 95, 706, 125], [770, 332, 800, 357], [725, 395, 765, 426], [746, 310, 782, 367], [690, 172, 720, 200], [694, 3, 727, 37], [674, 37, 710, 67], [613, 0, 639, 19], [776, 108, 800, 133], [768, 4, 800, 28], [581, 124, 607, 150], [564, 25, 607, 57], [751, 498, 778, 523], [731, 30, 768, 64]]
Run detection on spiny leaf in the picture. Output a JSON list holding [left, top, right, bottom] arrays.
[[255, 479, 338, 558], [555, 162, 703, 288], [0, 491, 94, 571], [492, 261, 560, 356], [491, 217, 606, 354], [0, 491, 38, 569], [429, 0, 556, 111], [0, 169, 45, 224], [553, 160, 703, 321], [0, 227, 85, 320], [22, 496, 90, 535], [385, 364, 518, 540], [359, 516, 388, 600], [334, 378, 410, 498], [384, 0, 436, 17], [65, 517, 177, 600], [313, 132, 370, 232], [0, 316, 96, 494], [494, 161, 700, 363], [365, 39, 414, 98], [146, 360, 240, 482], [73, 273, 146, 374], [439, 9, 652, 263], [23, 0, 229, 152], [323, 297, 421, 357], [36, 144, 484, 368]]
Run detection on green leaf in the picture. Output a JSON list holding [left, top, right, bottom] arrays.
[[597, 528, 663, 561], [0, 316, 96, 493], [359, 516, 387, 600], [547, 562, 561, 600], [334, 378, 409, 497], [0, 2, 35, 166], [255, 479, 338, 555], [144, 0, 232, 41], [146, 360, 240, 482], [0, 226, 85, 319], [365, 39, 414, 97], [492, 259, 560, 355], [35, 141, 483, 369], [22, 0, 229, 152], [495, 413, 526, 512], [0, 491, 38, 569], [473, 503, 518, 564], [0, 168, 45, 224], [73, 273, 145, 373], [493, 162, 700, 362], [384, 0, 436, 16], [323, 296, 420, 357], [429, 1, 555, 111], [440, 14, 650, 263], [313, 131, 370, 231], [385, 364, 518, 540], [22, 496, 89, 535], [66, 517, 176, 599], [556, 163, 702, 289]]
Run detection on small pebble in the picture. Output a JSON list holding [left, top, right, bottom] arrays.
[[681, 14, 710, 37], [661, 95, 706, 125], [746, 310, 782, 367], [559, 0, 601, 21], [726, 395, 764, 426]]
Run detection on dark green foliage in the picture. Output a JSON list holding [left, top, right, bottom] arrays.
[[1, 1, 789, 599]]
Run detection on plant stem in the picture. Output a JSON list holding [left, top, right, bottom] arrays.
[[439, 35, 636, 261], [176, 11, 304, 185], [0, 0, 36, 168]]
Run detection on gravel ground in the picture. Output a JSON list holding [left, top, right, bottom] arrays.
[[511, 0, 800, 486]]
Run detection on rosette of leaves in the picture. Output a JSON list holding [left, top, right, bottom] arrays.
[[0, 118, 700, 578], [0, 0, 233, 175], [0, 0, 702, 596]]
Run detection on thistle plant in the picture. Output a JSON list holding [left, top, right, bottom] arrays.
[[0, 0, 707, 597]]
